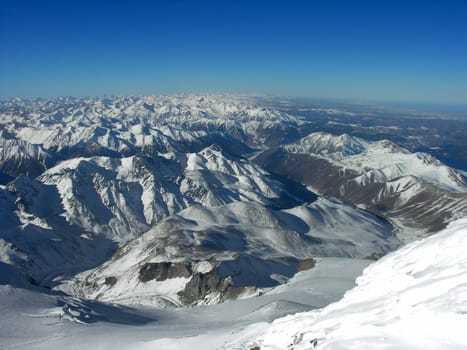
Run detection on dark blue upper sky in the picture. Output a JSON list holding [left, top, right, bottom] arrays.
[[1, 0, 466, 104]]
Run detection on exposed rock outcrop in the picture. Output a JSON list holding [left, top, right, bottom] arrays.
[[138, 262, 192, 282]]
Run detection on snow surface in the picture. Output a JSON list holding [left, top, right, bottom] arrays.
[[0, 258, 369, 349], [231, 217, 467, 350]]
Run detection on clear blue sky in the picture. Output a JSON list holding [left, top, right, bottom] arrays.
[[1, 0, 466, 104]]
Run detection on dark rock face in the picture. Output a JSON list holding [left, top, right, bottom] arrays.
[[137, 260, 240, 304], [298, 258, 316, 271], [254, 149, 356, 195], [178, 270, 234, 304], [135, 257, 318, 305], [138, 262, 192, 282], [178, 256, 317, 304], [365, 253, 384, 261], [104, 276, 117, 286]]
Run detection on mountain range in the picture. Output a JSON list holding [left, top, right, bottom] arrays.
[[0, 94, 466, 348]]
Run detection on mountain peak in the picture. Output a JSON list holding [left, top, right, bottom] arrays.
[[284, 132, 369, 159]]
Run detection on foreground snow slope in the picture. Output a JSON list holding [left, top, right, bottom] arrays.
[[0, 258, 370, 350], [2, 219, 466, 349], [236, 217, 467, 350]]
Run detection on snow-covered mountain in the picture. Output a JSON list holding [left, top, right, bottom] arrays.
[[236, 217, 467, 350], [256, 132, 467, 237], [1, 96, 465, 293], [0, 176, 118, 286], [1, 94, 466, 349], [37, 145, 292, 242], [0, 95, 302, 171], [72, 198, 397, 306], [0, 130, 51, 179], [2, 133, 401, 303], [284, 132, 370, 160], [0, 144, 301, 288], [284, 132, 465, 192]]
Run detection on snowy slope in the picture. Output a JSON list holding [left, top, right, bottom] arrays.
[[0, 258, 370, 350], [235, 217, 467, 350]]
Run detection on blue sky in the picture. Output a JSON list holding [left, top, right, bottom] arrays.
[[1, 0, 466, 104]]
